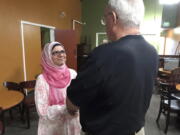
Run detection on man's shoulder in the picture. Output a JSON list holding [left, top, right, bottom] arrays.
[[92, 42, 116, 55]]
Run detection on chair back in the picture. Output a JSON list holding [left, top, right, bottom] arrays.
[[0, 108, 3, 135], [19, 80, 36, 129], [19, 80, 36, 95], [3, 81, 21, 91], [158, 82, 172, 100], [159, 58, 164, 68]]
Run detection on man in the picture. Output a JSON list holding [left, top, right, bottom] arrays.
[[67, 0, 158, 135]]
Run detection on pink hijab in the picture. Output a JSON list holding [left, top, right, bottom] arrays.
[[41, 41, 71, 106]]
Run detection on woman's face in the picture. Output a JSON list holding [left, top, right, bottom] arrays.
[[51, 45, 66, 66]]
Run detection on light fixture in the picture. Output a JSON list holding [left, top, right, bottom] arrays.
[[159, 0, 180, 5]]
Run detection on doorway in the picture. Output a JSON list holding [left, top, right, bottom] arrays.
[[20, 21, 55, 81]]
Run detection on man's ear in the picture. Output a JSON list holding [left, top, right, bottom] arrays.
[[111, 11, 118, 24]]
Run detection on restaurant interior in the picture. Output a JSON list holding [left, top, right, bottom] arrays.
[[0, 0, 180, 135]]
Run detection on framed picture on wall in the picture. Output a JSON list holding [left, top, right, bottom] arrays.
[[96, 32, 108, 47]]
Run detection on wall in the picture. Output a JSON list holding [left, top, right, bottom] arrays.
[[81, 0, 108, 50], [0, 0, 81, 90], [142, 0, 163, 34], [160, 3, 180, 55], [177, 4, 180, 26], [81, 0, 163, 50]]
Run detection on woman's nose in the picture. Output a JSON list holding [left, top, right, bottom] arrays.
[[58, 53, 65, 57]]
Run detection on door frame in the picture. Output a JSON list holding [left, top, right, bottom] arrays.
[[20, 20, 55, 81]]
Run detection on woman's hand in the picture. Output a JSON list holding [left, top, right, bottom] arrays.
[[66, 97, 79, 116]]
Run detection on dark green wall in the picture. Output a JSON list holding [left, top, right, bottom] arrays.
[[81, 0, 108, 50], [144, 0, 162, 20], [81, 0, 163, 50]]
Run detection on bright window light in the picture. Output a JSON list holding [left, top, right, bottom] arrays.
[[174, 27, 180, 34], [159, 0, 180, 5]]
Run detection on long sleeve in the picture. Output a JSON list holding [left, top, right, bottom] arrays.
[[67, 52, 103, 107], [35, 75, 66, 121]]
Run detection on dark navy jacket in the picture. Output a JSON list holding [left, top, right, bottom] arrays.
[[67, 35, 158, 135]]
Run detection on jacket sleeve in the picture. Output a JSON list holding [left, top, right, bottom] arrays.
[[67, 52, 103, 107], [35, 75, 66, 121]]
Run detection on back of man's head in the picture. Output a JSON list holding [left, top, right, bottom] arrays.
[[108, 0, 144, 28]]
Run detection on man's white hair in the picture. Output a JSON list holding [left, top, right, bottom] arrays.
[[108, 0, 144, 28]]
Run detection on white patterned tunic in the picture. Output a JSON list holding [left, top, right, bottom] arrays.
[[35, 69, 81, 135]]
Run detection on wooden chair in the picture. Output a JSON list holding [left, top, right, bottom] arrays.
[[156, 67, 180, 133], [3, 82, 22, 91], [169, 67, 180, 83], [0, 108, 3, 135], [19, 80, 36, 129]]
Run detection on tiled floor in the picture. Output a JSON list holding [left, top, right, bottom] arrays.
[[3, 94, 180, 135], [3, 110, 38, 135]]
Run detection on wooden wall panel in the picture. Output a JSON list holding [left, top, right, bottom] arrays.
[[55, 29, 77, 70], [24, 24, 41, 80], [0, 0, 81, 90]]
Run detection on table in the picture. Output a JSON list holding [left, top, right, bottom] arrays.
[[176, 84, 180, 91], [158, 68, 171, 74], [0, 90, 24, 134], [0, 90, 24, 110], [171, 84, 180, 101]]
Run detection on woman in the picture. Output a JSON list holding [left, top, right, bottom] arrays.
[[35, 41, 81, 135]]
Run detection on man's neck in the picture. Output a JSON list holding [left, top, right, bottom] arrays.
[[114, 27, 140, 40]]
